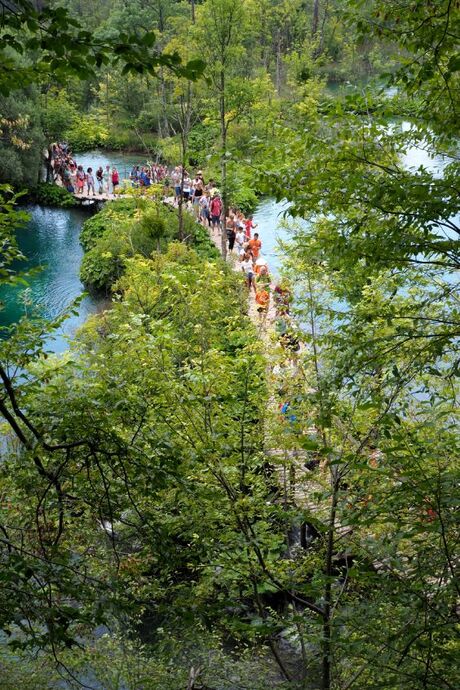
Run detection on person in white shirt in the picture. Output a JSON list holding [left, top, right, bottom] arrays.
[[235, 228, 246, 257], [182, 175, 192, 203], [241, 253, 256, 292], [171, 166, 182, 204]]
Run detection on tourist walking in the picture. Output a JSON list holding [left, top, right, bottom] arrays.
[[111, 167, 119, 193], [105, 165, 111, 194], [244, 215, 258, 240], [96, 166, 104, 194], [199, 193, 210, 226], [209, 193, 222, 235], [182, 173, 192, 203], [235, 226, 246, 256], [241, 252, 256, 293], [226, 214, 236, 252], [76, 165, 85, 195], [192, 172, 204, 219], [248, 233, 262, 260], [172, 166, 181, 204], [86, 168, 95, 196]]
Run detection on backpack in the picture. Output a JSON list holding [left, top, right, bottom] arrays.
[[210, 197, 222, 216]]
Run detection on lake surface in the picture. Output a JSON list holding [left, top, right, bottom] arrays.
[[252, 198, 291, 276], [0, 205, 99, 353]]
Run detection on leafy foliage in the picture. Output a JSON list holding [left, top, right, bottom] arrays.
[[1, 1, 460, 688], [0, 0, 205, 96], [30, 182, 76, 208], [0, 185, 29, 294], [79, 198, 215, 292]]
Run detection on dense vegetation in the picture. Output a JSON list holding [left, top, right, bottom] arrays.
[[78, 197, 218, 292], [0, 1, 459, 689]]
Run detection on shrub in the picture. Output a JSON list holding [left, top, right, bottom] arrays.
[[228, 182, 258, 215], [32, 182, 76, 208], [80, 196, 222, 292], [187, 123, 219, 167], [104, 129, 161, 153], [80, 233, 127, 293], [191, 220, 220, 260], [41, 90, 78, 141], [80, 200, 137, 251], [64, 117, 110, 152], [80, 200, 182, 291]]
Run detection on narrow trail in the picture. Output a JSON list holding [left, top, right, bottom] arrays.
[[166, 198, 325, 513], [165, 197, 278, 334]]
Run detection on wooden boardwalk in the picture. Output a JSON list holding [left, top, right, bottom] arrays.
[[72, 191, 128, 203]]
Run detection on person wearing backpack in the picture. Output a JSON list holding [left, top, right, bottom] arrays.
[[210, 193, 222, 233]]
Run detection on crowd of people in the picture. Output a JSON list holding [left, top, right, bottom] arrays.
[[128, 163, 168, 187], [48, 142, 169, 196], [48, 148, 295, 328], [167, 166, 276, 320], [48, 143, 123, 196]]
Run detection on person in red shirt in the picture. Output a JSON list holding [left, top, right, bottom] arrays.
[[248, 233, 262, 260], [111, 167, 120, 193], [244, 215, 257, 240]]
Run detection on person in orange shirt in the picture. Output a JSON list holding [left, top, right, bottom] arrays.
[[248, 233, 262, 260], [255, 288, 270, 323]]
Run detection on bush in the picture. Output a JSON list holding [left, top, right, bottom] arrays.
[[80, 233, 127, 293], [64, 117, 110, 152], [187, 123, 219, 167], [191, 221, 220, 260], [31, 182, 76, 208], [65, 117, 161, 154], [104, 128, 161, 153], [229, 184, 259, 215], [158, 136, 181, 165], [80, 199, 182, 292], [41, 89, 78, 141], [80, 199, 136, 251], [80, 195, 223, 292]]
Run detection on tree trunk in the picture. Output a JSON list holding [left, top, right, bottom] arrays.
[[312, 0, 320, 37], [322, 474, 339, 690], [178, 161, 185, 241], [159, 67, 169, 137], [220, 70, 227, 261], [190, 0, 195, 23], [105, 73, 110, 129], [275, 33, 282, 96]]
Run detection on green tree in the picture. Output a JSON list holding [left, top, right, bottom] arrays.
[[195, 0, 247, 257]]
